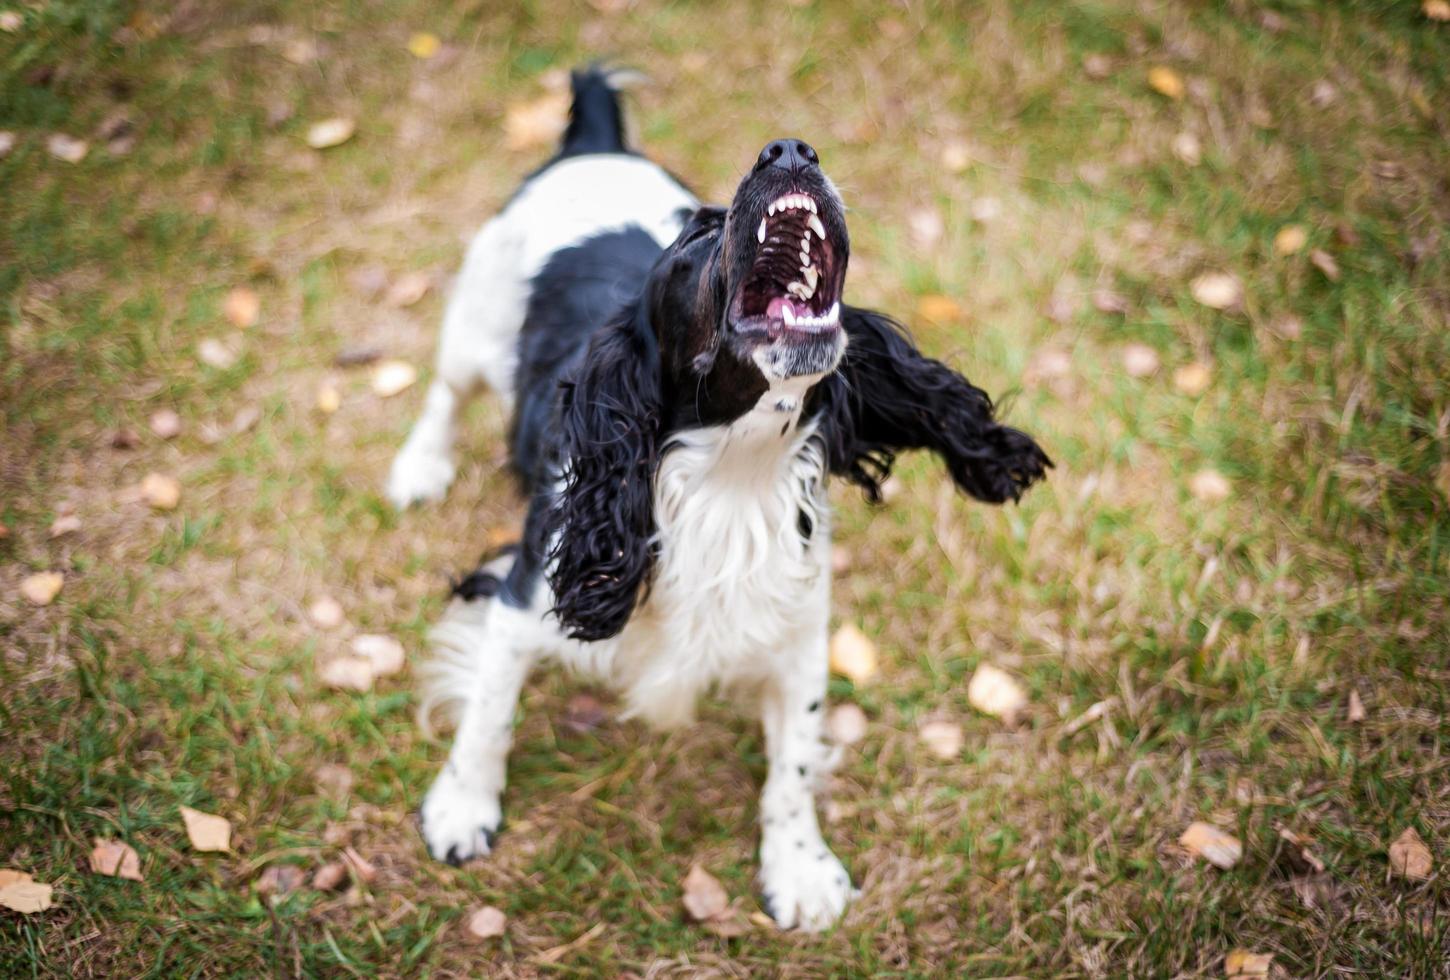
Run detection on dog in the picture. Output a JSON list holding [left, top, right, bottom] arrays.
[[388, 67, 1050, 932]]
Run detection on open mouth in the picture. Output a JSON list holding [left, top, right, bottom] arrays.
[[734, 191, 844, 336]]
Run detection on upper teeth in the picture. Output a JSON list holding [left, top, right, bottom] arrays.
[[767, 193, 817, 216]]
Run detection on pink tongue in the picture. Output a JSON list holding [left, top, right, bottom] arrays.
[[766, 297, 799, 320]]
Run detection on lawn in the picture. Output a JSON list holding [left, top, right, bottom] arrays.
[[2, 0, 1448, 976]]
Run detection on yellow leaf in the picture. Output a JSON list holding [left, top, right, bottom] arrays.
[[1180, 821, 1242, 868], [371, 360, 418, 398], [0, 880, 53, 914], [1148, 66, 1185, 100], [967, 663, 1026, 722], [407, 32, 441, 59], [1424, 0, 1450, 21], [1388, 826, 1433, 880], [1173, 362, 1212, 396], [140, 472, 181, 510], [179, 806, 231, 853], [1225, 949, 1273, 978], [0, 870, 32, 889], [828, 624, 879, 684], [222, 287, 259, 328], [939, 139, 971, 173], [89, 839, 143, 881], [316, 383, 341, 414], [306, 117, 355, 150], [465, 905, 507, 940], [1273, 224, 1307, 256], [20, 572, 63, 606], [504, 92, 570, 151], [916, 294, 963, 325]]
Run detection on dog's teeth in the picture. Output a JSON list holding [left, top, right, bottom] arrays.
[[799, 250, 810, 265], [787, 281, 808, 299], [758, 218, 767, 243], [782, 305, 796, 326], [803, 266, 818, 289], [825, 301, 840, 323], [807, 213, 826, 238], [768, 203, 777, 217], [807, 198, 817, 213], [801, 234, 811, 251]]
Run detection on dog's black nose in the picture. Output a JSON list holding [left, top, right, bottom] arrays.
[[756, 139, 819, 173]]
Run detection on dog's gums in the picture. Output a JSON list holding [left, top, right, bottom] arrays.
[[736, 191, 845, 336]]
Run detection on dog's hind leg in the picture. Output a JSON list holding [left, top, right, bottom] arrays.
[[387, 217, 527, 508]]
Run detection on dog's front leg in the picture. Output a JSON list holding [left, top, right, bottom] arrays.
[[757, 630, 855, 931]]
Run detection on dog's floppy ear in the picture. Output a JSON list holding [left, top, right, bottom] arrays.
[[815, 306, 1051, 503], [546, 303, 662, 642]]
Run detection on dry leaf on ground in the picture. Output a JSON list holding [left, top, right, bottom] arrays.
[[940, 139, 971, 172], [312, 861, 348, 891], [919, 720, 965, 759], [0, 11, 20, 32], [407, 32, 441, 58], [465, 905, 507, 940], [47, 134, 89, 162], [141, 473, 181, 510], [49, 515, 81, 537], [316, 383, 341, 414], [179, 805, 231, 852], [1191, 272, 1243, 310], [149, 409, 182, 439], [351, 634, 405, 676], [1122, 343, 1160, 378], [372, 360, 418, 397], [1190, 469, 1232, 503], [89, 839, 143, 881], [222, 287, 259, 328], [308, 596, 345, 629], [1171, 132, 1201, 166], [341, 847, 376, 883], [1225, 949, 1273, 978], [0, 878, 53, 914], [1388, 826, 1432, 880], [1347, 689, 1366, 722], [1309, 249, 1341, 281], [0, 870, 32, 889], [1148, 66, 1185, 100], [1423, 0, 1450, 21], [0, 132, 15, 158], [197, 338, 237, 369], [1093, 289, 1129, 315], [1180, 821, 1242, 869], [384, 272, 431, 307], [1274, 224, 1307, 256], [967, 663, 1027, 723], [827, 703, 868, 745], [681, 864, 730, 922], [320, 656, 375, 692], [504, 93, 570, 151], [256, 864, 305, 896], [20, 572, 64, 606], [969, 196, 1002, 223], [916, 294, 963, 325], [1173, 363, 1212, 396], [829, 624, 878, 684], [908, 207, 945, 248], [307, 118, 355, 149]]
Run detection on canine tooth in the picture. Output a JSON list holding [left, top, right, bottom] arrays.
[[758, 217, 767, 243], [782, 305, 796, 326], [804, 266, 818, 289], [807, 199, 817, 213], [807, 213, 826, 238], [825, 301, 840, 323]]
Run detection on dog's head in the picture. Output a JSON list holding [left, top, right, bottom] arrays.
[[642, 139, 850, 421]]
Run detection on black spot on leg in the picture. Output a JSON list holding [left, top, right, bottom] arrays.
[[789, 810, 799, 820], [798, 765, 807, 778], [807, 700, 820, 712], [781, 420, 791, 437], [796, 839, 805, 849], [796, 508, 813, 541]]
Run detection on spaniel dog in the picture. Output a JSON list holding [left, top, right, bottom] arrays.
[[388, 67, 1050, 932]]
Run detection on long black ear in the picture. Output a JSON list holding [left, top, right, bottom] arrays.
[[546, 305, 662, 642], [815, 306, 1051, 504]]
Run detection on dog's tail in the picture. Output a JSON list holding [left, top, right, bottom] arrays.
[[558, 64, 641, 158]]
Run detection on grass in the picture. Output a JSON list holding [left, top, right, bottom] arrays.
[[2, 0, 1448, 975]]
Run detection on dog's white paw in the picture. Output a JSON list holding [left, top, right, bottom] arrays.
[[387, 449, 456, 509], [759, 837, 855, 932], [419, 765, 502, 865]]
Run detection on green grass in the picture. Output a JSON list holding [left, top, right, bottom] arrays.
[[2, 0, 1448, 976]]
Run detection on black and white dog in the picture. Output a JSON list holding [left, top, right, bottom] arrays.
[[389, 68, 1049, 931]]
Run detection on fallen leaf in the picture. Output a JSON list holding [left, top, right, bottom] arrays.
[[1180, 821, 1242, 869], [1093, 289, 1129, 315], [939, 139, 971, 172], [1171, 131, 1201, 166], [563, 692, 607, 733], [1190, 272, 1243, 310], [350, 634, 405, 676], [1424, 0, 1450, 21], [1148, 66, 1185, 100], [49, 514, 81, 538], [0, 131, 15, 158], [829, 624, 879, 684], [0, 11, 21, 31], [1347, 689, 1366, 723], [308, 597, 345, 629], [197, 338, 237, 369], [967, 663, 1027, 723], [311, 861, 348, 891], [316, 382, 341, 414], [504, 92, 570, 151], [1310, 79, 1337, 107], [1189, 468, 1232, 503], [371, 360, 418, 397], [465, 905, 508, 940], [0, 870, 32, 889], [222, 287, 260, 328], [282, 37, 318, 64], [969, 196, 1002, 223], [827, 703, 868, 745], [916, 294, 963, 324], [1122, 343, 1160, 378], [908, 207, 944, 248], [256, 864, 305, 896], [1309, 249, 1341, 282], [20, 572, 64, 606], [149, 408, 182, 439], [47, 134, 89, 163], [320, 655, 375, 692], [1082, 53, 1113, 79], [681, 864, 729, 922], [140, 473, 181, 511], [341, 847, 376, 883], [179, 806, 231, 853], [1224, 949, 1273, 978], [1388, 826, 1432, 880], [1274, 224, 1308, 256], [1173, 362, 1212, 396], [89, 839, 143, 881], [0, 880, 53, 914], [407, 32, 440, 58], [919, 719, 964, 759], [307, 117, 355, 150], [1270, 316, 1303, 341], [385, 272, 431, 307]]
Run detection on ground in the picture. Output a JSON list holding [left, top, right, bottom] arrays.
[[2, 1, 1448, 976]]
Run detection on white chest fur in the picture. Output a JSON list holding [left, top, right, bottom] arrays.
[[600, 382, 831, 727]]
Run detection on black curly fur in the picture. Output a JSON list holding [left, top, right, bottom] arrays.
[[814, 306, 1052, 504], [545, 302, 663, 642]]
